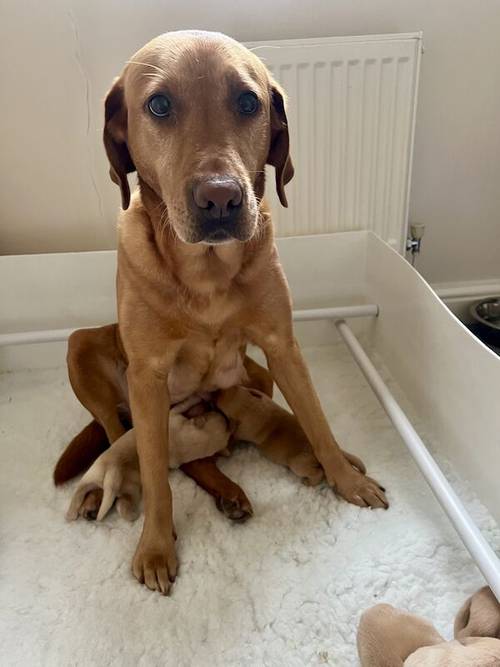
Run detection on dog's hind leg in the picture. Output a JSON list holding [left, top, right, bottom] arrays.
[[67, 324, 128, 443], [180, 456, 253, 522], [55, 324, 129, 499]]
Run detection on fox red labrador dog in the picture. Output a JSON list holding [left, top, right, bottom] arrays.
[[54, 30, 387, 594]]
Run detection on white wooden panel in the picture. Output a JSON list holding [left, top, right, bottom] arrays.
[[0, 251, 117, 334], [249, 34, 422, 250], [0, 233, 373, 336], [0, 234, 371, 368], [365, 233, 500, 523]]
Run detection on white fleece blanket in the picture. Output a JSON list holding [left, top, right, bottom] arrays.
[[1, 344, 498, 666]]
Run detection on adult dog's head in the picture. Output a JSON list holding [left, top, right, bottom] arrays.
[[104, 30, 294, 245]]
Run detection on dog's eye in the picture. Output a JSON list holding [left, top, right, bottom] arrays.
[[237, 91, 259, 115], [148, 94, 171, 118]]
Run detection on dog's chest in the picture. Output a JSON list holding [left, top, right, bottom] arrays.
[[167, 328, 248, 404]]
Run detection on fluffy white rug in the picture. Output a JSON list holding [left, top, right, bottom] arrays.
[[1, 343, 498, 666]]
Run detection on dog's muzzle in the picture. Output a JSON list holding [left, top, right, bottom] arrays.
[[191, 176, 245, 243]]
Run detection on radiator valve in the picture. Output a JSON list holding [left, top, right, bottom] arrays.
[[406, 223, 425, 264]]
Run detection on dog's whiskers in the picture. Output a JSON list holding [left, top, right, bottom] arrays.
[[157, 205, 172, 246], [142, 72, 165, 81], [126, 60, 168, 77]]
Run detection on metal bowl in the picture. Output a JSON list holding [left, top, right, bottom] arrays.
[[470, 297, 500, 331]]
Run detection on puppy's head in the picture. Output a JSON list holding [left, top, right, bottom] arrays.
[[215, 385, 267, 417], [104, 30, 294, 245]]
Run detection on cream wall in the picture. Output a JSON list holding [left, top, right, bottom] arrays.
[[1, 0, 499, 283]]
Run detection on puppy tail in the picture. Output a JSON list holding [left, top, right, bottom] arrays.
[[53, 420, 109, 486], [96, 468, 123, 521]]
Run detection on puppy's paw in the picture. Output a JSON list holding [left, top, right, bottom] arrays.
[[66, 483, 103, 521], [341, 448, 367, 475], [65, 441, 141, 522], [116, 493, 141, 522], [79, 488, 104, 521], [289, 452, 325, 486], [300, 468, 324, 487]]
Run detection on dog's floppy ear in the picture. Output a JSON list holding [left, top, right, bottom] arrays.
[[267, 83, 294, 207], [103, 77, 135, 210]]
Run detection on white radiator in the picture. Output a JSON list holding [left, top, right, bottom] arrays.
[[249, 33, 423, 251]]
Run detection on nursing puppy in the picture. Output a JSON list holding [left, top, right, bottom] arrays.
[[67, 410, 231, 522], [216, 386, 375, 494]]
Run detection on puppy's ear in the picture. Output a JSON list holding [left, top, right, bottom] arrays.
[[454, 587, 500, 640], [267, 83, 294, 207], [103, 77, 136, 210]]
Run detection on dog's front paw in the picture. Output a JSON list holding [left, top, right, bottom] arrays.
[[132, 532, 177, 595], [330, 461, 388, 509]]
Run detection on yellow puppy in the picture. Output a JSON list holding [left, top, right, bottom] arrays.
[[66, 411, 231, 522], [216, 386, 371, 491], [358, 591, 500, 667]]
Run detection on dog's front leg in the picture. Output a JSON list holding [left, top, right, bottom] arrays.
[[127, 357, 177, 594], [253, 330, 387, 509]]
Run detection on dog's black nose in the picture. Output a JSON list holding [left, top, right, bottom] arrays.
[[192, 177, 243, 218]]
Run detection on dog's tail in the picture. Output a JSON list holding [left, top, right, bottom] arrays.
[[53, 420, 109, 486]]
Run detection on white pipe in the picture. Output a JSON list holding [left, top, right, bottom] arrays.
[[0, 305, 379, 347], [434, 284, 500, 300], [335, 319, 500, 602], [293, 304, 379, 321]]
